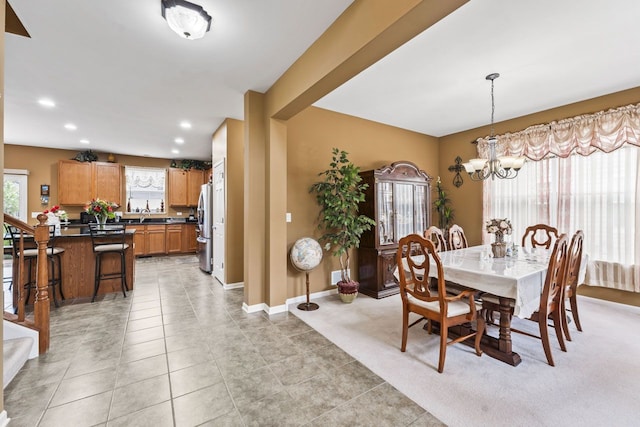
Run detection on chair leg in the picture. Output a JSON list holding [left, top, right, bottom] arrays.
[[561, 298, 572, 342], [120, 252, 127, 298], [56, 254, 65, 300], [570, 294, 582, 332], [539, 315, 555, 366], [474, 316, 485, 357], [437, 322, 448, 373], [48, 257, 59, 308], [400, 306, 409, 352], [552, 310, 566, 352], [91, 254, 101, 303]]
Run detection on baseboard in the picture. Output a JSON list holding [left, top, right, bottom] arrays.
[[0, 410, 10, 427], [286, 288, 337, 306], [223, 281, 244, 290], [242, 288, 338, 315]]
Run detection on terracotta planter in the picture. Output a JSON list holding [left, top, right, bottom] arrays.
[[337, 280, 358, 303]]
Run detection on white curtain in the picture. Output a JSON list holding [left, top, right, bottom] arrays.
[[484, 145, 640, 292]]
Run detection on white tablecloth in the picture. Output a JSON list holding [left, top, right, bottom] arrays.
[[397, 245, 552, 319]]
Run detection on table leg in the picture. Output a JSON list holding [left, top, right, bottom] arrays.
[[478, 296, 522, 366]]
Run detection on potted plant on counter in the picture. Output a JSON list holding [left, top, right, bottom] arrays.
[[310, 148, 375, 303]]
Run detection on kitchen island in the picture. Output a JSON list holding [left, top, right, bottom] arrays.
[[13, 224, 136, 305]]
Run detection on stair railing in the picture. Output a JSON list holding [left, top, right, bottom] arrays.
[[3, 213, 51, 354]]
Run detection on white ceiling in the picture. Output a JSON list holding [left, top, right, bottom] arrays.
[[6, 0, 640, 161], [5, 0, 353, 160], [316, 0, 640, 137]]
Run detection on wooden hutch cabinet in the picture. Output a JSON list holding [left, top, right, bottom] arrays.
[[358, 161, 432, 298]]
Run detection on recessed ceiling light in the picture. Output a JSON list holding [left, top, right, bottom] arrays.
[[38, 98, 56, 108], [174, 137, 184, 144], [179, 121, 192, 129], [171, 149, 180, 154], [64, 123, 77, 131], [80, 139, 90, 144]]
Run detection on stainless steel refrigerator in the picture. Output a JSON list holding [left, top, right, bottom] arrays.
[[197, 183, 213, 273]]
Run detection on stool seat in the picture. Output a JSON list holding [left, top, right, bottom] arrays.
[[6, 224, 65, 310], [93, 243, 129, 253]]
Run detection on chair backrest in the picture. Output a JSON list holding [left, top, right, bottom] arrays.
[[6, 225, 36, 256], [424, 226, 447, 252], [522, 224, 559, 249], [564, 230, 584, 292], [448, 224, 468, 250], [397, 233, 446, 309], [539, 234, 568, 317], [89, 224, 127, 251]]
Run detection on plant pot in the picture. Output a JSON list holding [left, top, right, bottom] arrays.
[[337, 280, 358, 303]]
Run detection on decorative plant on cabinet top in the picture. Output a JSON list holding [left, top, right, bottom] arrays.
[[309, 148, 376, 302]]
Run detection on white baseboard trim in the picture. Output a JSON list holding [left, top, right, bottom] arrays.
[[242, 288, 338, 315], [223, 281, 244, 290], [286, 288, 337, 306], [0, 410, 10, 427]]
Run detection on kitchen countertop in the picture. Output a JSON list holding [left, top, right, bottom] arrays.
[[55, 225, 138, 237]]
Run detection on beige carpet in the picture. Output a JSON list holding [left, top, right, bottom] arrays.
[[291, 292, 640, 427]]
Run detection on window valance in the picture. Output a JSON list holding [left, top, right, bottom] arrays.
[[476, 102, 640, 161]]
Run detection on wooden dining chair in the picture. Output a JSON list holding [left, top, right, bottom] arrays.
[[448, 224, 468, 250], [424, 226, 447, 252], [397, 233, 484, 373], [521, 224, 559, 249], [561, 230, 584, 341], [481, 234, 569, 366]]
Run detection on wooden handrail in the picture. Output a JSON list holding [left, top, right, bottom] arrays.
[[4, 213, 51, 353]]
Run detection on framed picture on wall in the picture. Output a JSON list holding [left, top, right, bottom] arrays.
[[40, 184, 50, 196]]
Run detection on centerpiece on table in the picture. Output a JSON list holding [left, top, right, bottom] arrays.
[[486, 218, 512, 258], [85, 199, 118, 227]]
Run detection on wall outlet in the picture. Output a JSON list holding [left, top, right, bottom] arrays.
[[285, 212, 292, 223], [176, 212, 182, 216], [331, 269, 350, 286], [31, 212, 40, 218]]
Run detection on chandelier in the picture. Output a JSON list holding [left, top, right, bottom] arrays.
[[161, 0, 212, 40], [462, 73, 525, 180]]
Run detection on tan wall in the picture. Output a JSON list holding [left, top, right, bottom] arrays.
[[286, 106, 439, 298], [1, 0, 6, 414], [212, 119, 244, 285], [438, 86, 640, 246], [3, 145, 200, 222]]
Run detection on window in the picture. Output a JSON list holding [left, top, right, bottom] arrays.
[[4, 169, 29, 222], [124, 166, 166, 213], [484, 146, 640, 292]]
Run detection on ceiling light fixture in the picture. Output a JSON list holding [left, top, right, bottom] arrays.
[[80, 139, 90, 144], [174, 137, 185, 144], [64, 123, 77, 131], [161, 0, 212, 40], [171, 149, 180, 154], [38, 98, 55, 108], [179, 121, 192, 129], [463, 73, 525, 180]]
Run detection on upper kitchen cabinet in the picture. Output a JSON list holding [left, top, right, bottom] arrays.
[[58, 160, 122, 206], [168, 168, 206, 207]]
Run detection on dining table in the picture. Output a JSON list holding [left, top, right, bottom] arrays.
[[397, 244, 567, 366]]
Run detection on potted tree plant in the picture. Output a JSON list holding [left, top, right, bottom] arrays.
[[310, 148, 376, 303], [433, 176, 454, 232]]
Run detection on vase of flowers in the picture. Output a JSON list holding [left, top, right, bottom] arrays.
[[85, 199, 118, 228], [486, 218, 512, 258]]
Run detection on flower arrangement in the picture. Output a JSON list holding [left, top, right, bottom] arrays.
[[43, 205, 68, 222], [85, 199, 118, 222], [486, 218, 512, 243]]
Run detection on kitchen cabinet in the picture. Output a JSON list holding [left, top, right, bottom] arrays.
[[133, 224, 166, 255], [181, 223, 197, 253], [166, 224, 183, 254], [357, 161, 432, 299], [168, 168, 206, 207], [58, 160, 122, 206]]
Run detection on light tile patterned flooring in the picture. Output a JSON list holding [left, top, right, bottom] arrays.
[[4, 255, 443, 426]]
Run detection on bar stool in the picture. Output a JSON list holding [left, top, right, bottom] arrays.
[[89, 224, 128, 302], [7, 225, 65, 308]]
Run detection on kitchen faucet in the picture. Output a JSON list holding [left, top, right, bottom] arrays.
[[139, 208, 151, 223]]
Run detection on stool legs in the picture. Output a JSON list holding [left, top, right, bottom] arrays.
[[92, 251, 128, 303]]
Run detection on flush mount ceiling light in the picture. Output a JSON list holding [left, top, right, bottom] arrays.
[[463, 73, 525, 180], [161, 0, 212, 40]]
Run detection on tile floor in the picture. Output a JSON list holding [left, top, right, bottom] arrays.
[[4, 255, 443, 426]]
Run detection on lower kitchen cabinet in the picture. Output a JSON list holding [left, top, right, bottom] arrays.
[[181, 223, 197, 253], [133, 223, 197, 256], [166, 224, 183, 254]]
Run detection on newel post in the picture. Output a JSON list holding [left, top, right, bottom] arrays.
[[34, 214, 51, 353]]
